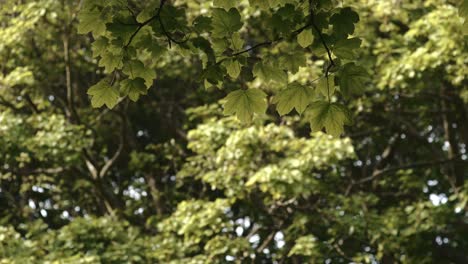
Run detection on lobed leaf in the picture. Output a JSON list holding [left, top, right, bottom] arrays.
[[87, 79, 120, 109], [273, 82, 314, 115], [223, 89, 267, 123]]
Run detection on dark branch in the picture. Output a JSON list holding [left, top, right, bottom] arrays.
[[125, 0, 187, 49], [228, 23, 313, 57], [230, 41, 273, 57], [157, 1, 187, 47], [124, 0, 167, 48], [98, 102, 128, 178], [308, 0, 334, 69], [24, 94, 39, 113], [358, 156, 467, 184]]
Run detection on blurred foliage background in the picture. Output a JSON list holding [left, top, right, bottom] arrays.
[[0, 0, 467, 263]]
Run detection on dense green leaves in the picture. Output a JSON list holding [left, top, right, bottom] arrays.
[[280, 51, 307, 73], [253, 61, 288, 84], [72, 0, 370, 137], [223, 89, 267, 122], [3, 0, 467, 263], [249, 0, 279, 10], [213, 0, 237, 10]]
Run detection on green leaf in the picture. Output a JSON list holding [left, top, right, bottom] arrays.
[[193, 16, 213, 33], [330, 7, 359, 37], [317, 76, 335, 97], [91, 37, 109, 58], [120, 78, 147, 101], [201, 64, 225, 85], [99, 50, 123, 72], [107, 21, 139, 44], [297, 29, 314, 48], [211, 38, 230, 55], [213, 0, 237, 10], [224, 59, 242, 79], [211, 8, 243, 38], [136, 2, 159, 23], [122, 60, 156, 88], [307, 101, 351, 137], [223, 89, 267, 123], [77, 10, 107, 37], [338, 63, 368, 98], [230, 32, 244, 51], [136, 33, 167, 59], [280, 51, 307, 73], [87, 79, 119, 108], [147, 43, 167, 59], [253, 61, 287, 84], [272, 82, 314, 115], [333, 38, 361, 60]]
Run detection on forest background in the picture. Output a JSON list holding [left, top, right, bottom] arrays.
[[0, 0, 467, 263]]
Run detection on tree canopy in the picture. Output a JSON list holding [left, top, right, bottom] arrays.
[[0, 0, 467, 263]]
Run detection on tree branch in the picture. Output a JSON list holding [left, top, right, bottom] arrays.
[[23, 94, 39, 113], [6, 167, 64, 175], [257, 231, 276, 253], [83, 149, 99, 179], [228, 23, 312, 58], [157, 1, 187, 47], [98, 105, 127, 178], [124, 0, 167, 48], [357, 156, 466, 184], [63, 33, 80, 124], [309, 3, 334, 70]]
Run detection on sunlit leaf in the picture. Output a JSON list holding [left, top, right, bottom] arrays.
[[87, 79, 119, 108], [273, 82, 314, 115]]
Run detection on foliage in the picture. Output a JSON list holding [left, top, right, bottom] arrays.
[[0, 0, 467, 263], [76, 0, 370, 136]]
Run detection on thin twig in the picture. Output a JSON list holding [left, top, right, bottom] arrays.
[[215, 22, 312, 68], [257, 232, 276, 253], [228, 23, 312, 58]]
